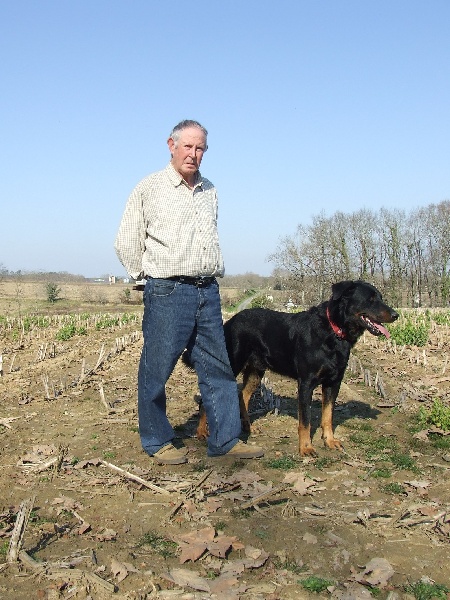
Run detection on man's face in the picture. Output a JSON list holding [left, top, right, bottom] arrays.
[[168, 127, 207, 183]]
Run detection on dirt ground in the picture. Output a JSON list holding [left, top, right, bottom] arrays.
[[0, 281, 449, 600]]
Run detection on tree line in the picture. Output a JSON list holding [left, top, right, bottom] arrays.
[[268, 200, 450, 308]]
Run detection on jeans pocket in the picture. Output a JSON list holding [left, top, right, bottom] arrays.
[[150, 278, 177, 297]]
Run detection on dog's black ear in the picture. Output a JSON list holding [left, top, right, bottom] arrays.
[[331, 280, 356, 300]]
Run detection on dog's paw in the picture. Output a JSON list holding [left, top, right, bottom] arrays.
[[196, 427, 209, 440], [299, 444, 317, 457], [324, 438, 344, 451]]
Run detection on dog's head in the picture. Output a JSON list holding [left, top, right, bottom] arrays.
[[329, 280, 399, 340]]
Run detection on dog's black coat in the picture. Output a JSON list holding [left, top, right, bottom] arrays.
[[188, 280, 399, 455]]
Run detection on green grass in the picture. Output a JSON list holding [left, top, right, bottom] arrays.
[[265, 456, 298, 470], [349, 431, 398, 460], [0, 540, 9, 559], [389, 452, 420, 473], [341, 419, 374, 432], [382, 482, 407, 495], [370, 467, 392, 478], [273, 558, 306, 575], [137, 531, 177, 558], [192, 461, 209, 472], [405, 580, 449, 600], [429, 435, 450, 450], [314, 455, 338, 470], [299, 576, 335, 593], [418, 398, 450, 431], [387, 311, 430, 346], [254, 528, 269, 539]]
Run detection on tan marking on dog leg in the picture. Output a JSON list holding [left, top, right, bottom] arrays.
[[240, 368, 262, 433], [321, 392, 342, 451], [298, 421, 316, 456], [196, 405, 208, 440]]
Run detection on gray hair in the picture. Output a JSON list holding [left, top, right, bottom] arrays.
[[169, 120, 208, 145]]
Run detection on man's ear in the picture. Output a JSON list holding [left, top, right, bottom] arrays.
[[167, 137, 175, 155]]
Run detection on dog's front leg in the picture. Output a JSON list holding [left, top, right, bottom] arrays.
[[297, 380, 316, 456], [321, 383, 343, 451]]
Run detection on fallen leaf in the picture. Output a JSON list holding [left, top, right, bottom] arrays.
[[111, 558, 129, 582], [179, 541, 208, 563], [203, 498, 222, 513], [352, 487, 371, 498], [164, 568, 210, 592], [242, 550, 269, 569], [324, 531, 345, 546], [208, 537, 233, 559], [96, 528, 117, 541], [303, 532, 318, 544], [353, 557, 394, 588], [283, 472, 315, 495], [209, 574, 240, 594], [244, 545, 262, 560], [76, 522, 91, 535], [178, 526, 216, 544], [221, 560, 246, 577], [404, 480, 431, 489]]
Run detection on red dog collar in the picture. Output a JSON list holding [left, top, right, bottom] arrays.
[[326, 306, 346, 339]]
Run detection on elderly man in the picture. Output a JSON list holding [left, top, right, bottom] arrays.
[[115, 120, 264, 464]]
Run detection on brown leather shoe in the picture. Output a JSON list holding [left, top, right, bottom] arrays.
[[222, 440, 264, 459], [153, 444, 188, 465]]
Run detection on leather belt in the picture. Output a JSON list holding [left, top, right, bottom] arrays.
[[167, 276, 216, 288]]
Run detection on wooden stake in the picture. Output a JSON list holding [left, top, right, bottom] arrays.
[[98, 382, 110, 411], [9, 354, 16, 373], [7, 495, 36, 562]]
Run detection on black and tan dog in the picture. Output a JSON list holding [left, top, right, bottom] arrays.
[[186, 280, 398, 456]]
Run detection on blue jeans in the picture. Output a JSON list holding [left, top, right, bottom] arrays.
[[138, 278, 242, 456]]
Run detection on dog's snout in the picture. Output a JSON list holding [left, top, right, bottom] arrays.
[[391, 309, 399, 322]]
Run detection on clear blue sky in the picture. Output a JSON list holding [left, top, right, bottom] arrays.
[[1, 1, 449, 278]]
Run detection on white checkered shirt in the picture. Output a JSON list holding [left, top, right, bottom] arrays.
[[114, 162, 225, 280]]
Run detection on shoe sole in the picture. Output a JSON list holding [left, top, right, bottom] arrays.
[[154, 456, 188, 465], [212, 450, 264, 459]]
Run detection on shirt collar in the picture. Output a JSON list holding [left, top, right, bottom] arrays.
[[166, 162, 203, 189]]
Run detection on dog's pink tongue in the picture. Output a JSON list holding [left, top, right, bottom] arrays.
[[374, 322, 390, 338]]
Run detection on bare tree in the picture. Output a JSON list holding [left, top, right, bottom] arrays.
[[422, 200, 450, 306], [268, 201, 450, 308], [348, 209, 378, 280], [378, 208, 406, 306]]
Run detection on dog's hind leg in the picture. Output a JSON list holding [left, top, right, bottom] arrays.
[[196, 403, 209, 440], [321, 384, 343, 451], [240, 365, 264, 433]]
